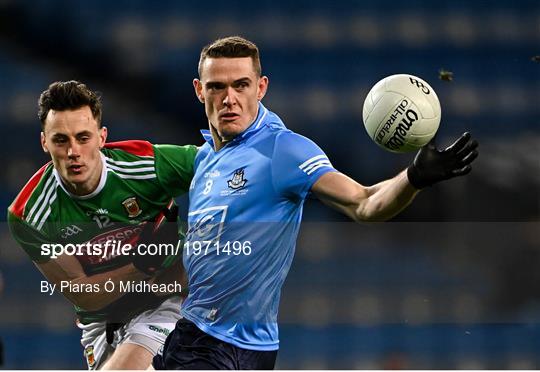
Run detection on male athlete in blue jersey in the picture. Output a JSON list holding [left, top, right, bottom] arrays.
[[152, 36, 478, 369]]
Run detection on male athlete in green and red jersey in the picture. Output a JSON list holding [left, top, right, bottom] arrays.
[[7, 81, 197, 369]]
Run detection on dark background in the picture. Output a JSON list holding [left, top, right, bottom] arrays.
[[0, 0, 538, 368]]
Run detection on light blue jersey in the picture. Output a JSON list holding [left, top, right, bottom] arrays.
[[181, 103, 336, 350]]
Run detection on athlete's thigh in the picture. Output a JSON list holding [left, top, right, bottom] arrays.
[[104, 297, 182, 369], [79, 321, 114, 370], [100, 342, 153, 370]]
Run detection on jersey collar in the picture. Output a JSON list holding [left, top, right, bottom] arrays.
[[53, 153, 108, 200], [200, 102, 269, 148]]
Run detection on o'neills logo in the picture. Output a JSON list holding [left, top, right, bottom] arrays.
[[383, 109, 419, 150], [376, 99, 409, 143]]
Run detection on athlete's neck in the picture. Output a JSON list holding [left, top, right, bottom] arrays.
[[61, 160, 103, 196], [210, 125, 231, 152]]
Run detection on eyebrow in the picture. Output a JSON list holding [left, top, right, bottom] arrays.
[[233, 77, 251, 84], [205, 77, 252, 88], [50, 130, 93, 138]]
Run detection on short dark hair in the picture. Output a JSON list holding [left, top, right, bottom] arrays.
[[198, 36, 262, 78], [38, 80, 102, 130]]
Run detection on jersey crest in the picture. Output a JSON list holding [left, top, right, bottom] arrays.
[[227, 168, 248, 190], [122, 196, 142, 218]]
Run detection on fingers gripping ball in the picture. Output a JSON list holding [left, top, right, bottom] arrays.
[[363, 74, 441, 153]]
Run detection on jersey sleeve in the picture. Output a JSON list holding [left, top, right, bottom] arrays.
[[7, 210, 53, 263], [272, 131, 337, 200], [153, 144, 198, 197]]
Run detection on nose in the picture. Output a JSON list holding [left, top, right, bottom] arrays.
[[222, 87, 237, 108], [67, 140, 81, 158]]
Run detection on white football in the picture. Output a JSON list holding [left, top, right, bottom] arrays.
[[362, 74, 441, 153]]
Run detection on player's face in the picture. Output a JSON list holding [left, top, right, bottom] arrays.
[[41, 106, 107, 196], [194, 57, 268, 142]]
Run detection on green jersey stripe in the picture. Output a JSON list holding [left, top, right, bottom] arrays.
[[105, 162, 155, 174], [105, 158, 155, 167], [107, 170, 157, 180], [26, 171, 55, 222], [29, 179, 58, 228], [36, 192, 57, 231]]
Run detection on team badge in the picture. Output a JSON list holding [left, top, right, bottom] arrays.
[[122, 197, 142, 218], [85, 345, 95, 368], [227, 168, 247, 190]]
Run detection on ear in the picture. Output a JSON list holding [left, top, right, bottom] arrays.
[[193, 79, 204, 103], [257, 76, 269, 101], [41, 132, 49, 153], [99, 126, 108, 148]]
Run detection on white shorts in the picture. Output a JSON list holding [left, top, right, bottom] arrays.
[[78, 296, 182, 369]]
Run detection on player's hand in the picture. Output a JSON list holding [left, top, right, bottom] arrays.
[[407, 132, 479, 189], [132, 204, 180, 275]]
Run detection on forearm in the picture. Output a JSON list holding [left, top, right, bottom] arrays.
[[313, 171, 418, 223], [357, 170, 419, 222]]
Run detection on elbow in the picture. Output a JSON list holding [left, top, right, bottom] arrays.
[[354, 200, 390, 223]]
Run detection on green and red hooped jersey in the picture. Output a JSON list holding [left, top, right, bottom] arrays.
[[7, 140, 197, 322]]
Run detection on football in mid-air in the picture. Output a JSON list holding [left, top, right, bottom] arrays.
[[362, 74, 441, 153]]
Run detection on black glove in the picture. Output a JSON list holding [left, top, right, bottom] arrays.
[[407, 132, 479, 189], [132, 203, 180, 275]]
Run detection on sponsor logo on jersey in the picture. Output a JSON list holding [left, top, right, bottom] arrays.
[[60, 224, 83, 239], [122, 197, 142, 218], [85, 345, 95, 368], [78, 225, 142, 265], [187, 206, 228, 242]]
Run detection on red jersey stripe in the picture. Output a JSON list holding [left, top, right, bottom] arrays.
[[104, 140, 154, 157], [9, 162, 51, 219]]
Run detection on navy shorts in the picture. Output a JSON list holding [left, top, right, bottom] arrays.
[[152, 318, 277, 370]]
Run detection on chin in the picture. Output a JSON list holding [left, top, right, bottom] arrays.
[[219, 122, 247, 138], [65, 174, 87, 185]]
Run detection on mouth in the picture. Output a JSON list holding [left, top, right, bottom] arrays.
[[68, 164, 84, 174], [219, 112, 240, 122]]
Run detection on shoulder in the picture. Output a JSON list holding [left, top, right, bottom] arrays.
[[103, 140, 155, 158], [272, 129, 333, 175], [8, 162, 55, 220], [273, 129, 322, 152], [194, 142, 213, 164], [102, 140, 157, 173]]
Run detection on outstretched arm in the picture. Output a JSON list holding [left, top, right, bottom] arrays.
[[312, 170, 417, 222], [312, 132, 479, 222]]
